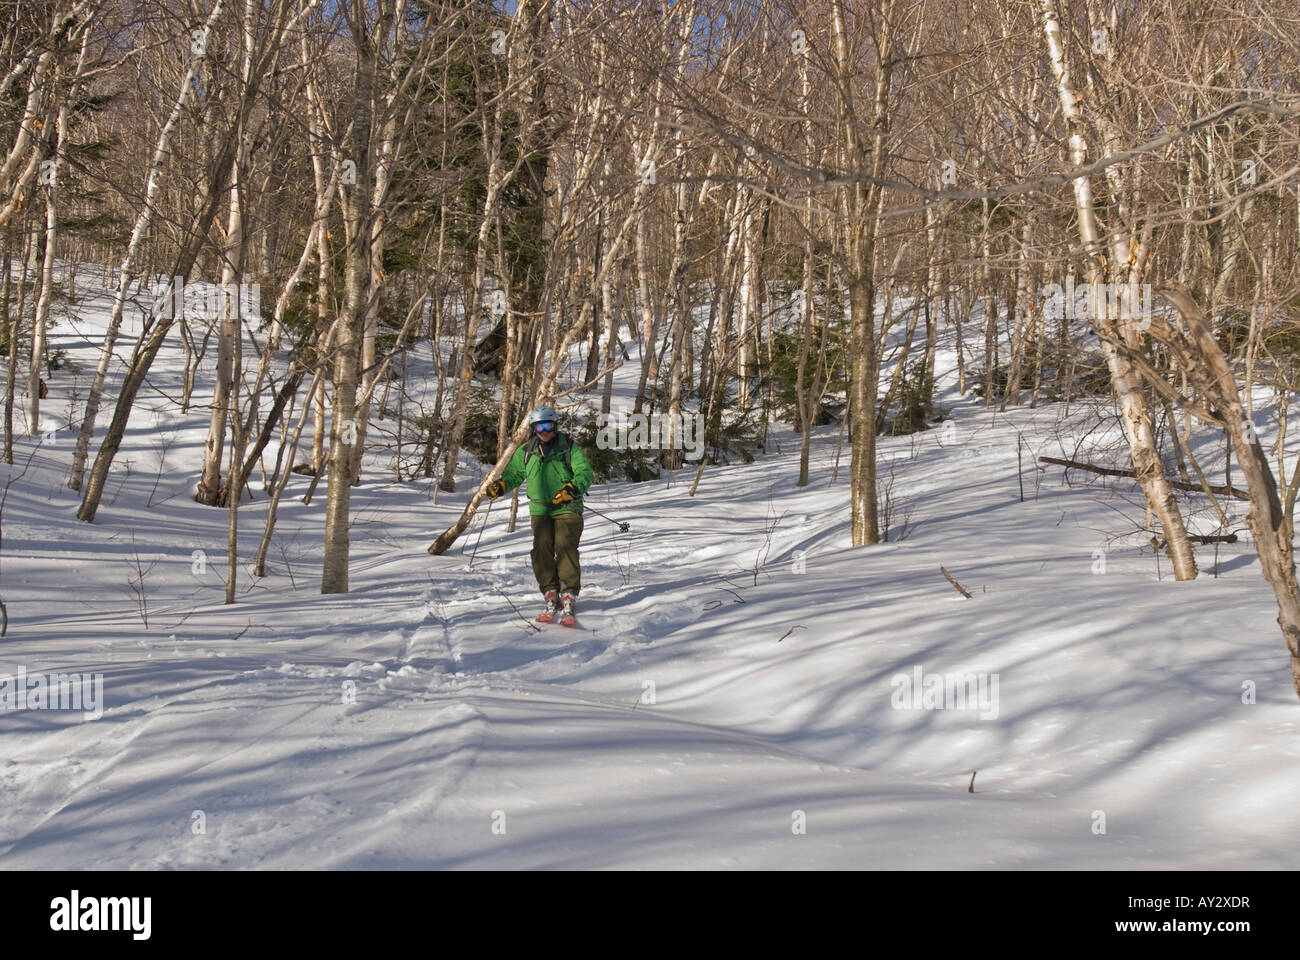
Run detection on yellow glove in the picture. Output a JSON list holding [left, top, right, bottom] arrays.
[[550, 482, 578, 505], [485, 480, 506, 499]]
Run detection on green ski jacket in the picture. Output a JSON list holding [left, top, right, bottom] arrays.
[[500, 432, 594, 516]]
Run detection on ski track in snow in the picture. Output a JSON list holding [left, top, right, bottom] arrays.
[[2, 268, 1299, 868]]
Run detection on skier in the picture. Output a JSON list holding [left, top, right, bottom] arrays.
[[484, 406, 594, 626]]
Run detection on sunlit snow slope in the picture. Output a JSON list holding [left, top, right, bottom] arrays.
[[1, 265, 1297, 869]]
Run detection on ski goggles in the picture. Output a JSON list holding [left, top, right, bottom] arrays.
[[533, 420, 556, 433]]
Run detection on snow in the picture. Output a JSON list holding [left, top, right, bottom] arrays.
[[1, 266, 1298, 869]]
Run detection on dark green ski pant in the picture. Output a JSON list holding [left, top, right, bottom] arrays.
[[530, 511, 584, 595]]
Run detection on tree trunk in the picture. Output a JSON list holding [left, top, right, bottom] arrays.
[[198, 149, 245, 505], [68, 0, 227, 493], [4, 228, 34, 464], [29, 74, 73, 437], [1039, 0, 1197, 579], [833, 0, 893, 546], [321, 6, 378, 594], [1156, 289, 1300, 697]]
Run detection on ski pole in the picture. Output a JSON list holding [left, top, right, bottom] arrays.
[[465, 494, 496, 567], [583, 503, 630, 532]]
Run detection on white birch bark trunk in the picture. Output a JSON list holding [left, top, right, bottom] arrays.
[[67, 0, 226, 492], [1039, 0, 1197, 579], [28, 91, 70, 436]]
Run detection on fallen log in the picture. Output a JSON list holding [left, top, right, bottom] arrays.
[[1150, 533, 1239, 550], [1038, 456, 1250, 501]]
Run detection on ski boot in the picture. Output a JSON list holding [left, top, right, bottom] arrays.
[[559, 592, 577, 628], [536, 590, 559, 623]]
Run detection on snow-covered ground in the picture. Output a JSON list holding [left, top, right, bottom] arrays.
[[1, 268, 1297, 869]]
